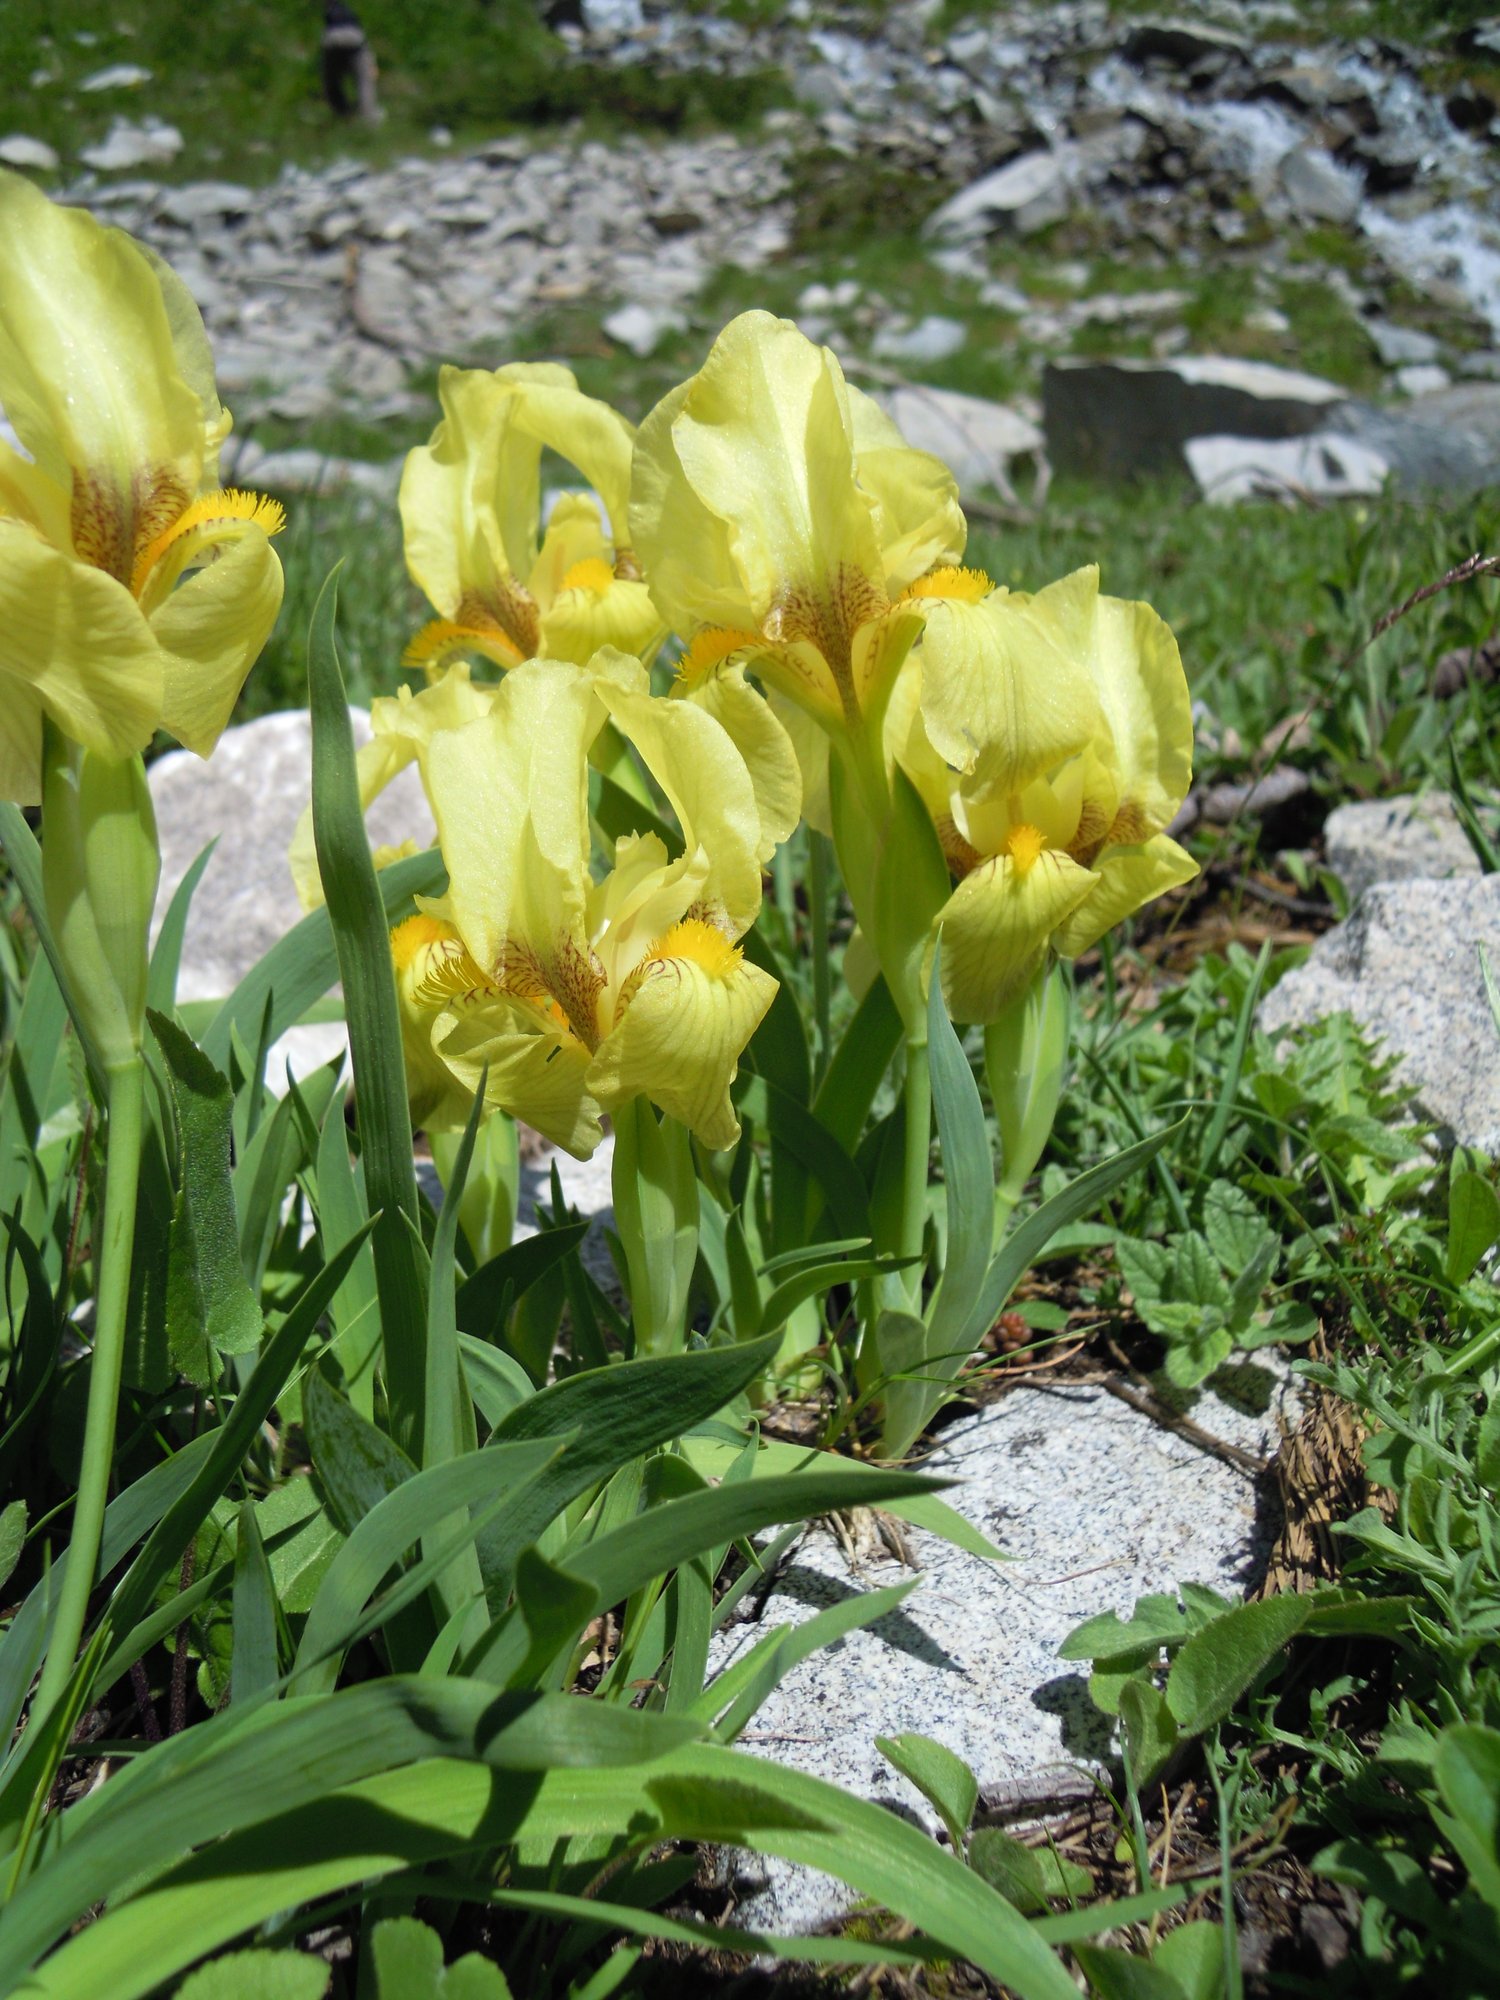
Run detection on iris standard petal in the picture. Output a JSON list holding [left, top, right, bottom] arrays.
[[0, 170, 204, 581], [916, 589, 1100, 797], [630, 378, 757, 636], [504, 367, 638, 554], [675, 659, 802, 863], [845, 383, 967, 596]]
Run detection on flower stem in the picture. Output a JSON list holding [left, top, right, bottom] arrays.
[[900, 1035, 931, 1304], [809, 830, 832, 1086], [34, 1055, 145, 1720]]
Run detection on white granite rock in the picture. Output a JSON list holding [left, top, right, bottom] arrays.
[[1278, 143, 1362, 224], [713, 1370, 1293, 1933], [1185, 429, 1390, 502], [0, 135, 59, 172], [877, 383, 1045, 499], [602, 301, 685, 357], [1323, 795, 1482, 902], [149, 708, 434, 1088], [871, 314, 968, 364], [1367, 319, 1442, 368], [79, 63, 153, 92], [79, 116, 183, 171], [1259, 877, 1500, 1153], [922, 149, 1070, 242]]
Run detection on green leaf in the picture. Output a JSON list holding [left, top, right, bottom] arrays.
[[1448, 1168, 1500, 1285], [454, 1222, 589, 1339], [302, 1364, 415, 1536], [876, 1732, 978, 1851], [0, 801, 107, 1090], [1152, 1921, 1228, 2000], [101, 1221, 376, 1666], [307, 566, 428, 1456], [151, 1010, 263, 1382], [813, 972, 903, 1157], [372, 1917, 513, 2000], [1165, 1595, 1311, 1737], [289, 1437, 565, 1695], [0, 939, 70, 1222], [1170, 1233, 1231, 1311], [230, 1500, 279, 1706], [145, 841, 217, 1020], [0, 1501, 26, 1599], [1198, 938, 1271, 1178], [310, 1081, 380, 1417], [1115, 1237, 1170, 1306], [1434, 1724, 1500, 1913], [1119, 1678, 1179, 1792], [0, 1680, 707, 1991], [458, 1336, 535, 1431], [879, 938, 996, 1455], [1161, 1324, 1232, 1388], [1059, 1593, 1199, 1667], [1201, 1181, 1274, 1275], [176, 1948, 329, 2000], [967, 1830, 1093, 1914], [1072, 1943, 1187, 2000], [1225, 1237, 1278, 1333]]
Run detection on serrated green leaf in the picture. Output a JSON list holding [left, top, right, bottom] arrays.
[[1202, 1180, 1274, 1274], [302, 1365, 415, 1537], [372, 1917, 513, 2000], [968, 1829, 1092, 1914], [1059, 1594, 1192, 1667], [1171, 1232, 1231, 1310]]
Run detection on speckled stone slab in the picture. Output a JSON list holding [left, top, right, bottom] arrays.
[[1258, 876, 1500, 1152], [1322, 794, 1481, 903], [149, 707, 434, 1088], [709, 1368, 1294, 1934]]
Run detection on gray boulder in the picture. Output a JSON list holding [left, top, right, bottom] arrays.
[[1184, 430, 1390, 503], [1323, 795, 1482, 903], [1278, 145, 1362, 225], [1044, 356, 1345, 482], [922, 149, 1069, 242], [1331, 384, 1500, 491], [713, 1369, 1293, 1935], [878, 383, 1045, 500], [0, 135, 59, 172], [1259, 878, 1500, 1153]]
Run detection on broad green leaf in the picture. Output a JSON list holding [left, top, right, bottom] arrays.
[[1152, 1921, 1227, 2000], [1115, 1236, 1170, 1307], [176, 1948, 328, 2000], [968, 1830, 1093, 1914], [1119, 1677, 1178, 1792], [302, 1364, 415, 1537], [1225, 1237, 1278, 1332], [1201, 1180, 1274, 1275], [876, 1732, 978, 1851], [736, 1072, 870, 1243], [813, 971, 902, 1157], [372, 1917, 513, 2000], [1072, 1944, 1187, 2000], [1434, 1723, 1500, 1913], [0, 801, 107, 1089], [466, 1459, 955, 1687], [1314, 1836, 1445, 1928], [307, 567, 428, 1456], [454, 1221, 589, 1340], [0, 1501, 26, 1599], [151, 1010, 262, 1383], [230, 1500, 279, 1706], [1059, 1594, 1195, 1667], [256, 1480, 342, 1616], [513, 1546, 598, 1689], [29, 1744, 1077, 2000], [1171, 1233, 1230, 1311], [476, 1332, 786, 1605], [310, 1082, 380, 1417], [0, 1681, 707, 1989], [0, 942, 69, 1222], [1165, 1595, 1310, 1737], [1448, 1169, 1500, 1286], [458, 1336, 534, 1431], [1161, 1324, 1232, 1388], [290, 1438, 564, 1695]]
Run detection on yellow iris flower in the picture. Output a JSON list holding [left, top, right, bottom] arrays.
[[0, 171, 285, 804], [630, 310, 964, 751], [399, 362, 664, 678], [894, 564, 1198, 1022], [391, 650, 776, 1155]]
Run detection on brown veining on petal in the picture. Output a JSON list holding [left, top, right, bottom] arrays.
[[1107, 799, 1151, 848], [934, 814, 982, 881], [764, 561, 887, 719], [613, 546, 643, 583], [458, 578, 541, 661], [495, 934, 605, 1052], [1066, 796, 1112, 869], [71, 464, 189, 587]]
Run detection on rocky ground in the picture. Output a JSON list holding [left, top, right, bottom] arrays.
[[5, 1, 1499, 501]]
